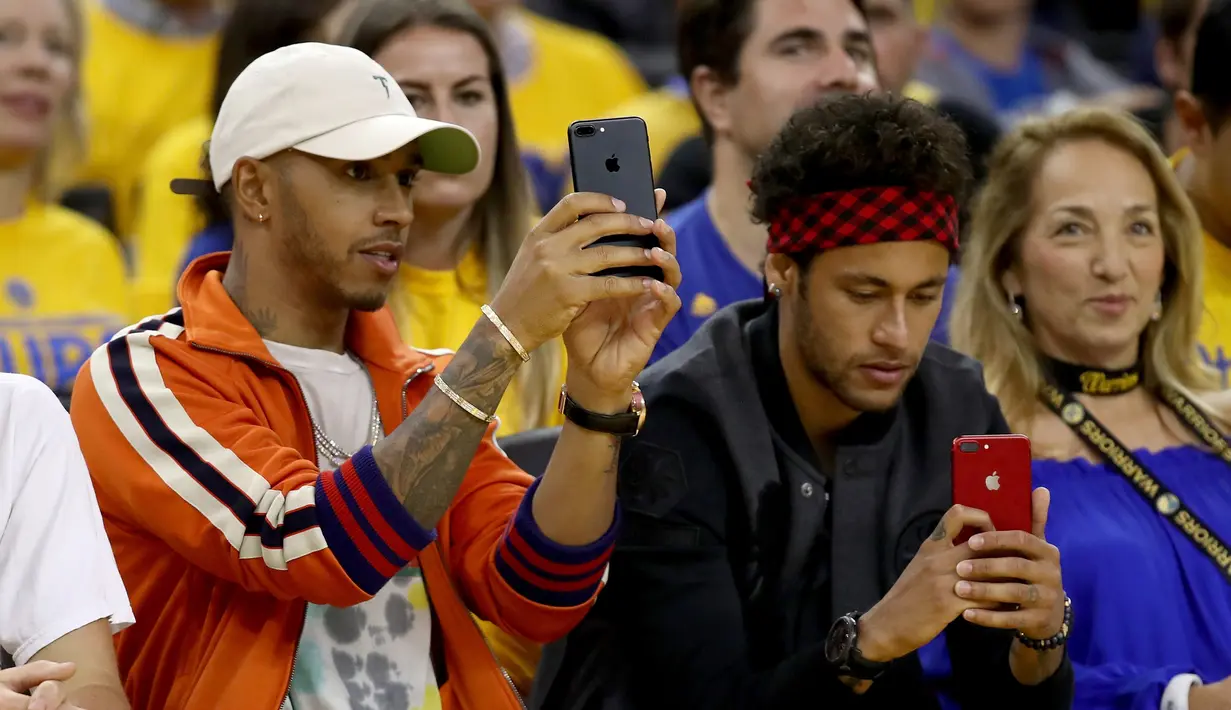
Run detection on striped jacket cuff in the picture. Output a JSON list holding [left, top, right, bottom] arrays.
[[495, 477, 618, 607], [316, 446, 436, 595]]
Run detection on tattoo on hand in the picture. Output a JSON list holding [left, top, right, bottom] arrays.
[[1027, 584, 1040, 604], [371, 321, 521, 529], [929, 521, 947, 541]]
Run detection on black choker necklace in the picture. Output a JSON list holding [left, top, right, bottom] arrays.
[[1045, 357, 1143, 396]]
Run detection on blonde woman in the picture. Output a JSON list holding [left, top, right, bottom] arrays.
[[0, 0, 128, 398], [948, 108, 1231, 710]]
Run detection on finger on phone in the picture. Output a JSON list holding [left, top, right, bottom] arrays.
[[1031, 487, 1051, 540], [654, 188, 667, 215], [968, 529, 1054, 559], [652, 245, 682, 290], [955, 553, 1045, 583], [29, 679, 67, 710], [955, 579, 1043, 607], [0, 661, 75, 692], [938, 504, 995, 543], [580, 274, 655, 303], [575, 243, 658, 275], [538, 192, 628, 235], [564, 213, 655, 250], [652, 218, 678, 260]]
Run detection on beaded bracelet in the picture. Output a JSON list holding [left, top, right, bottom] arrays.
[[1014, 595, 1073, 651]]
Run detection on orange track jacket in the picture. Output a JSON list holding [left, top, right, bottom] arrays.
[[71, 254, 615, 710]]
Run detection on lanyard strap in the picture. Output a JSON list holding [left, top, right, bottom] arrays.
[[1038, 383, 1231, 584]]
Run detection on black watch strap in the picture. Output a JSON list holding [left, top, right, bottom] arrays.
[[557, 383, 645, 437], [826, 612, 891, 681]]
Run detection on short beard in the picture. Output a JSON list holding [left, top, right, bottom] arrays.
[[793, 290, 900, 414], [278, 184, 389, 313]]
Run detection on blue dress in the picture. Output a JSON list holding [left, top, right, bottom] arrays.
[[920, 446, 1231, 710]]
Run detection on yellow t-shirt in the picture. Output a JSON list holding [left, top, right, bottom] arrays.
[[130, 115, 214, 319], [1199, 231, 1231, 389], [392, 250, 566, 436], [77, 0, 218, 239], [0, 203, 129, 393], [1171, 149, 1231, 388], [510, 10, 649, 179]]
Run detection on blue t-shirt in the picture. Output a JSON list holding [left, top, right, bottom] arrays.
[[650, 193, 762, 364], [933, 30, 1050, 115]]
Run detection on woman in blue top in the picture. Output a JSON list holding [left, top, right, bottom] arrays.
[[947, 107, 1231, 710]]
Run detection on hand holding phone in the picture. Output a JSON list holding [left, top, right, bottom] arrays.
[[948, 435, 1067, 643], [567, 116, 663, 280]]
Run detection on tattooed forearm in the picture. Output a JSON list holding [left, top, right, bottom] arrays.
[[371, 318, 521, 529]]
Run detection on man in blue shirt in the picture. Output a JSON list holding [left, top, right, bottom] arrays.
[[650, 0, 881, 364]]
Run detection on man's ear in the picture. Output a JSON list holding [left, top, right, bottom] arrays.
[[231, 157, 276, 224], [690, 65, 737, 138], [764, 253, 800, 296], [1174, 90, 1213, 158]]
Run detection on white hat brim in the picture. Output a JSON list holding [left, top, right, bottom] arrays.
[[292, 113, 480, 175]]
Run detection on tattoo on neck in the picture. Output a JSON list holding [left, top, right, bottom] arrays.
[[223, 245, 279, 338], [244, 307, 279, 338], [371, 317, 522, 529]]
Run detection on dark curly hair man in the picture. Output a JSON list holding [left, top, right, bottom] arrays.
[[535, 92, 1075, 710]]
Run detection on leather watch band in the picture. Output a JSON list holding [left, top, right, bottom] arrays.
[[557, 382, 646, 437]]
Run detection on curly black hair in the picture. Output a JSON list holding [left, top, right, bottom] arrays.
[[750, 93, 973, 228]]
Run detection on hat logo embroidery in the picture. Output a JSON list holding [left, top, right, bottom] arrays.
[[373, 75, 391, 98]]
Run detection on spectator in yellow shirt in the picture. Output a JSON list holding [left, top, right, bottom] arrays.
[[128, 0, 360, 320], [1173, 0, 1231, 388], [75, 0, 224, 239], [468, 0, 648, 211], [0, 0, 128, 399]]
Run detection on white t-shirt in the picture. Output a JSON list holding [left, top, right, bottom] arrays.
[[0, 373, 134, 666], [264, 341, 439, 710]]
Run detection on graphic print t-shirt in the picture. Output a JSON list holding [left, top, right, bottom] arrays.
[[263, 341, 440, 710]]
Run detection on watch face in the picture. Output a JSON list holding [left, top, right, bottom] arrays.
[[825, 615, 856, 665]]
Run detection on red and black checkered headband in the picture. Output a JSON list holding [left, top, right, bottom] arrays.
[[764, 186, 959, 255]]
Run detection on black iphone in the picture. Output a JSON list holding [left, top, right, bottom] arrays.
[[567, 116, 662, 280]]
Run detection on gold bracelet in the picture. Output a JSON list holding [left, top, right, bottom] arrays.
[[481, 304, 530, 363], [434, 376, 495, 423]]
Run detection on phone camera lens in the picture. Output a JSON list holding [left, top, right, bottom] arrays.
[[959, 441, 978, 453], [575, 125, 596, 137]]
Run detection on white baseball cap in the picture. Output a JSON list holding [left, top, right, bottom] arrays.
[[171, 42, 480, 195]]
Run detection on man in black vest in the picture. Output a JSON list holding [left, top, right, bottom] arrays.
[[535, 93, 1074, 710]]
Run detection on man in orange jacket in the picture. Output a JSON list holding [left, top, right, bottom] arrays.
[[70, 42, 681, 710]]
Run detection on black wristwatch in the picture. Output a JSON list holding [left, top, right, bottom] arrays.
[[825, 611, 892, 680], [557, 382, 646, 437]]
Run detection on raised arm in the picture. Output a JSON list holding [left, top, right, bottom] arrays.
[[371, 189, 680, 542]]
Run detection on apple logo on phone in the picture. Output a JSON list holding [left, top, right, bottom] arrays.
[[605, 154, 620, 173], [985, 471, 1001, 491]]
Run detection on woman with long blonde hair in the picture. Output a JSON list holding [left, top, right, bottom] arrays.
[[0, 0, 129, 400], [948, 108, 1231, 709]]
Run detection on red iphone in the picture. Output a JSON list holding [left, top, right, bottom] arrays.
[[951, 434, 1033, 545]]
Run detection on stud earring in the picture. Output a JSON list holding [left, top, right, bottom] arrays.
[[769, 284, 783, 299], [1008, 294, 1023, 320], [257, 213, 267, 223]]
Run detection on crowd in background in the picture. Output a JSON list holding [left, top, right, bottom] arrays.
[[1, 0, 1230, 709]]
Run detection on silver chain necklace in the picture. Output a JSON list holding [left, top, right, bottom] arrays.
[[312, 353, 383, 468]]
